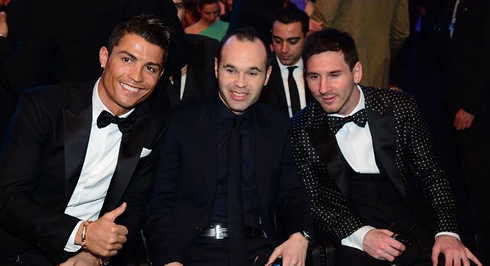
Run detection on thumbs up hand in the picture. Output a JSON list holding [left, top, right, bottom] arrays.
[[82, 203, 129, 257]]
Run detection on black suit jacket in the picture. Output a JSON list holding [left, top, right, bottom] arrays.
[[160, 34, 218, 108], [292, 86, 459, 243], [260, 56, 313, 117], [0, 0, 187, 97], [145, 94, 313, 265], [0, 81, 167, 264]]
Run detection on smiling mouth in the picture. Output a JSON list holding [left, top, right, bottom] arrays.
[[120, 82, 140, 92], [231, 91, 247, 97]]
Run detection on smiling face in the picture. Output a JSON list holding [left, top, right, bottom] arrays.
[[305, 51, 362, 115], [98, 33, 164, 116], [272, 21, 305, 66], [215, 36, 272, 115]]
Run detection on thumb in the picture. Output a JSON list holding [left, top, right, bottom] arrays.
[[0, 11, 6, 21], [103, 202, 127, 221]]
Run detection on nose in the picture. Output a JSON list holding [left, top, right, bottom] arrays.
[[128, 66, 143, 83], [234, 73, 247, 88], [281, 42, 289, 53], [318, 78, 332, 95]]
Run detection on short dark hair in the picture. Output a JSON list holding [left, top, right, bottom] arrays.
[[273, 5, 309, 36], [106, 14, 170, 66], [303, 29, 359, 71], [197, 0, 219, 9], [217, 27, 271, 68]]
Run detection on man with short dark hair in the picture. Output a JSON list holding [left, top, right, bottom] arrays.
[[292, 29, 481, 265], [145, 27, 313, 266], [260, 5, 313, 117], [0, 15, 170, 265]]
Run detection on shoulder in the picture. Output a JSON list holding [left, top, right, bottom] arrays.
[[255, 102, 291, 126], [362, 86, 418, 112], [19, 82, 89, 111], [292, 101, 324, 131]]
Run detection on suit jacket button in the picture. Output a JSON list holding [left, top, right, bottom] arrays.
[[195, 226, 201, 232]]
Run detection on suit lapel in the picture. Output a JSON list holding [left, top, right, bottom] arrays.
[[270, 57, 289, 111], [364, 88, 407, 201], [253, 105, 273, 219], [307, 110, 350, 199], [196, 95, 218, 196], [63, 82, 94, 201], [102, 104, 151, 212]]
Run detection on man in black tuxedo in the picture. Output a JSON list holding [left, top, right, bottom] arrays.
[[145, 28, 314, 266], [0, 15, 169, 265], [260, 5, 313, 117], [291, 29, 481, 265]]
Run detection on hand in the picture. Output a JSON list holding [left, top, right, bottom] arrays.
[[308, 19, 323, 33], [453, 108, 475, 130], [59, 251, 99, 266], [84, 203, 129, 257], [431, 235, 482, 266], [266, 232, 308, 266], [0, 11, 8, 37], [165, 263, 183, 266], [362, 229, 405, 262]]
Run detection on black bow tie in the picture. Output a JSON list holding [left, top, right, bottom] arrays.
[[97, 110, 136, 133], [326, 108, 368, 134]]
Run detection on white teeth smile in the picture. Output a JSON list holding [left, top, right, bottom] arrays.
[[120, 83, 139, 92], [232, 91, 246, 97]]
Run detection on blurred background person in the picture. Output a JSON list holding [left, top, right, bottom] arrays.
[[185, 0, 229, 41]]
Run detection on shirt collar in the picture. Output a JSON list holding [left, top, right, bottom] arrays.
[[276, 56, 304, 72], [330, 85, 365, 118], [215, 92, 254, 125]]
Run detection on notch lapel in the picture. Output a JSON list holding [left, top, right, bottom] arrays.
[[63, 82, 94, 202], [253, 106, 273, 224], [271, 57, 289, 110], [196, 96, 218, 196]]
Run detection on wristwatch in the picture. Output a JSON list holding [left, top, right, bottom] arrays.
[[301, 230, 313, 243]]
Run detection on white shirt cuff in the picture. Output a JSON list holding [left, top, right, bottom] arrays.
[[341, 225, 376, 251], [435, 232, 460, 241], [64, 220, 83, 252]]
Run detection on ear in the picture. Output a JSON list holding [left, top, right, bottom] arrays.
[[214, 57, 219, 79], [352, 61, 362, 84], [263, 65, 273, 86], [99, 47, 109, 68]]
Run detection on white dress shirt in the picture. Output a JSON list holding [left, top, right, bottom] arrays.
[[64, 78, 134, 251], [277, 57, 307, 117]]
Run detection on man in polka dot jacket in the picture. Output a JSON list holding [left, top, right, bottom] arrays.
[[292, 29, 481, 266]]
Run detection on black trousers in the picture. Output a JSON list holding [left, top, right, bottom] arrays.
[[181, 236, 277, 266]]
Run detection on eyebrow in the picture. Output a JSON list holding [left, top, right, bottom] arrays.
[[272, 35, 301, 42], [223, 63, 262, 73], [119, 51, 162, 69]]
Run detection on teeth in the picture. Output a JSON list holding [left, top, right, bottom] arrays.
[[120, 83, 139, 92], [232, 91, 246, 96]]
